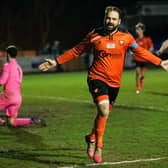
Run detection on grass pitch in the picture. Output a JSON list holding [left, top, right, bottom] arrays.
[[0, 68, 168, 168]]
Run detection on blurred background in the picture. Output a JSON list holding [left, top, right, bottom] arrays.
[[0, 0, 168, 72]]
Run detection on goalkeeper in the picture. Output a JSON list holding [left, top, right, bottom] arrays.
[[0, 45, 46, 127]]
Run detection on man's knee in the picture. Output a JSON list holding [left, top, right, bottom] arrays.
[[97, 102, 110, 117], [7, 117, 16, 127]]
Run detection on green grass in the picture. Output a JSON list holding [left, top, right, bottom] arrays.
[[0, 68, 168, 168]]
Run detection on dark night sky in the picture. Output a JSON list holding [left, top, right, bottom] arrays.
[[0, 0, 167, 50], [53, 0, 167, 48], [46, 0, 139, 47]]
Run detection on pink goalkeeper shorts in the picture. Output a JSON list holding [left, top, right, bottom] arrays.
[[0, 90, 22, 118]]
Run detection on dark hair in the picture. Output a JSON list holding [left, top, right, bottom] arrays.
[[6, 45, 18, 58], [135, 22, 146, 31], [105, 6, 123, 19]]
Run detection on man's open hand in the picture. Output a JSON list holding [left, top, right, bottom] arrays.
[[38, 59, 57, 71]]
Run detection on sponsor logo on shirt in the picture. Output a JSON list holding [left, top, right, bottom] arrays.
[[96, 50, 121, 58], [106, 43, 115, 48]]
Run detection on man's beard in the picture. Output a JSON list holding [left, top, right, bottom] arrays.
[[105, 23, 119, 33]]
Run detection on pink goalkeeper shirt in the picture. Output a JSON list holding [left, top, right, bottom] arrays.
[[0, 60, 23, 93]]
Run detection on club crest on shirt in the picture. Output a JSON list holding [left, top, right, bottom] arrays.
[[106, 43, 115, 48], [119, 40, 124, 45]]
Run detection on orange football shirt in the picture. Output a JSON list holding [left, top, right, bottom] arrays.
[[133, 37, 153, 62], [56, 28, 161, 87]]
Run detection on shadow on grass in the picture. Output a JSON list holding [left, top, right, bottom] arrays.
[[0, 125, 88, 166], [0, 127, 47, 149], [0, 127, 86, 166], [0, 149, 86, 167], [147, 91, 168, 96]]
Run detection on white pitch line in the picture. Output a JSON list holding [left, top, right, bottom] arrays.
[[86, 157, 167, 166], [44, 157, 167, 168], [23, 94, 168, 112], [24, 95, 91, 104], [57, 166, 75, 168], [57, 165, 79, 168]]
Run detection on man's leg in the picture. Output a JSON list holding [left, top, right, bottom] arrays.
[[93, 95, 109, 163], [6, 105, 33, 127], [93, 87, 119, 163], [136, 67, 142, 94], [96, 95, 109, 147], [87, 94, 109, 163], [86, 102, 113, 160], [86, 80, 119, 163], [86, 80, 108, 161], [6, 105, 46, 127], [140, 67, 146, 87]]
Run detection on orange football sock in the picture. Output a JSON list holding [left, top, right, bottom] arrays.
[[140, 79, 144, 87], [109, 104, 113, 111], [136, 81, 141, 91], [96, 116, 108, 148]]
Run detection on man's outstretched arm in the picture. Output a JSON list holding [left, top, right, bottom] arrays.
[[132, 45, 168, 71]]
